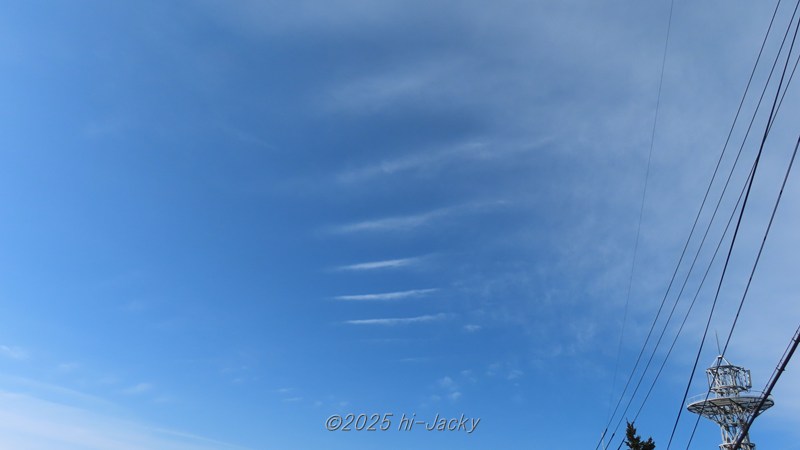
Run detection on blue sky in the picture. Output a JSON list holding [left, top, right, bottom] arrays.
[[1, 1, 800, 449]]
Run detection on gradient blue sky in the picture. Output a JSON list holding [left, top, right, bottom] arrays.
[[2, 1, 800, 449]]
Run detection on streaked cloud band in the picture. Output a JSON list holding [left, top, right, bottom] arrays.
[[344, 313, 448, 326], [334, 288, 438, 301], [334, 257, 423, 271]]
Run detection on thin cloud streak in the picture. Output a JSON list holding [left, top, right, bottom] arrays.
[[121, 383, 153, 395], [332, 208, 449, 233], [337, 141, 488, 183], [0, 345, 28, 360], [323, 58, 463, 114], [330, 201, 509, 234], [344, 313, 448, 326], [336, 138, 552, 184], [334, 288, 438, 301], [333, 256, 424, 271], [0, 390, 248, 450]]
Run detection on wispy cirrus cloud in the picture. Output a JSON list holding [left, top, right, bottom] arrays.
[[333, 256, 425, 271], [434, 376, 462, 402], [274, 387, 302, 403], [329, 201, 508, 234], [336, 138, 551, 184], [344, 313, 448, 326], [0, 345, 28, 360], [323, 58, 463, 114], [397, 357, 430, 363], [334, 288, 438, 302], [217, 124, 275, 150], [336, 141, 485, 183], [331, 208, 450, 234], [56, 362, 80, 373], [202, 0, 413, 37], [121, 383, 153, 395], [0, 390, 248, 450]]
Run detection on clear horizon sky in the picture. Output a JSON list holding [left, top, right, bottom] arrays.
[[2, 1, 800, 449]]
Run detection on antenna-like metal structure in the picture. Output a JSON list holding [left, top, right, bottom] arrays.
[[687, 356, 774, 450]]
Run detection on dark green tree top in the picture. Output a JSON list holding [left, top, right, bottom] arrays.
[[624, 421, 655, 450]]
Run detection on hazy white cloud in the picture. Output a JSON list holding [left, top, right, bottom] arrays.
[[0, 345, 28, 360], [6, 0, 793, 446], [480, 362, 526, 387], [218, 124, 275, 149], [0, 390, 247, 450], [397, 357, 430, 363], [336, 138, 552, 184], [334, 288, 438, 302], [122, 301, 148, 314], [507, 369, 524, 380], [57, 363, 80, 373], [324, 59, 462, 114], [435, 376, 463, 401], [344, 314, 448, 326], [438, 376, 455, 389], [460, 369, 478, 384], [202, 0, 413, 37], [152, 396, 175, 404], [336, 140, 485, 183], [121, 383, 153, 396]]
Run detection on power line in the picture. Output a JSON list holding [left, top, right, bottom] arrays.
[[606, 0, 676, 427], [721, 17, 800, 361], [683, 9, 800, 449], [623, 0, 800, 431], [733, 315, 800, 450], [601, 0, 676, 445], [686, 131, 800, 449], [665, 4, 800, 449], [631, 162, 752, 422], [597, 1, 787, 447]]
